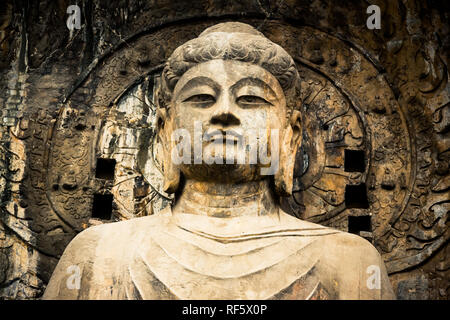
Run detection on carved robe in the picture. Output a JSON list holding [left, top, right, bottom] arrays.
[[43, 206, 395, 299]]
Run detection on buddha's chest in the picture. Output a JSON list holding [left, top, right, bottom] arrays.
[[121, 232, 336, 300]]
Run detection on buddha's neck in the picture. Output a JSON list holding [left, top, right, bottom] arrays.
[[172, 179, 279, 218]]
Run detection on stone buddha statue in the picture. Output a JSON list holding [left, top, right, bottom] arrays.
[[43, 22, 395, 300]]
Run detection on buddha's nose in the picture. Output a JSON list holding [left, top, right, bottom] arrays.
[[210, 112, 240, 127], [210, 94, 241, 127]]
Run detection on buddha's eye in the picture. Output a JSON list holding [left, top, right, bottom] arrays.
[[237, 95, 271, 107], [183, 94, 215, 107]]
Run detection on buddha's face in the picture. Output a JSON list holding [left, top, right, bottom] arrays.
[[166, 59, 293, 183]]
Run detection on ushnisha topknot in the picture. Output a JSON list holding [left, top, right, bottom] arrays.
[[157, 22, 301, 113], [197, 21, 265, 37]]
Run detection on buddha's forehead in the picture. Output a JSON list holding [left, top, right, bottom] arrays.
[[172, 59, 284, 97]]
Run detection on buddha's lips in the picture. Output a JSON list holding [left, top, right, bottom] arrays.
[[204, 129, 243, 144]]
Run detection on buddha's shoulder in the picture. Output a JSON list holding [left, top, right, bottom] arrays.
[[87, 213, 166, 237], [62, 213, 169, 258], [321, 230, 382, 262], [279, 211, 382, 260]]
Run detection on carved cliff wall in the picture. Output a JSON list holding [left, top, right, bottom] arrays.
[[0, 0, 448, 299]]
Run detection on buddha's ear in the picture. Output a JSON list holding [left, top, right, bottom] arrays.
[[156, 107, 181, 194], [290, 110, 302, 151], [156, 107, 172, 148], [274, 110, 302, 196], [156, 107, 167, 131], [163, 158, 181, 194]]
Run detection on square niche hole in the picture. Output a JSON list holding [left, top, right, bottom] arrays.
[[345, 183, 369, 208], [91, 194, 113, 220], [95, 158, 116, 180], [348, 215, 372, 234], [344, 149, 365, 172]]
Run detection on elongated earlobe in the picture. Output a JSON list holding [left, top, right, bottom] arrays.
[[274, 111, 302, 196], [157, 110, 181, 194], [163, 155, 180, 194], [274, 126, 296, 196]]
